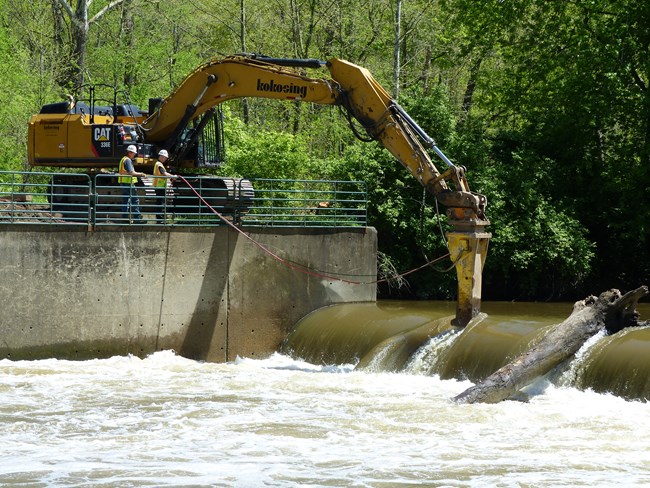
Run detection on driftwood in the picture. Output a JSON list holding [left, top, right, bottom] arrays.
[[454, 286, 649, 404]]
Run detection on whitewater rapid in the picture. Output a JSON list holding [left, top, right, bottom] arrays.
[[1, 351, 649, 487]]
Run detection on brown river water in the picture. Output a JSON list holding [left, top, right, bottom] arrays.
[[1, 300, 649, 486]]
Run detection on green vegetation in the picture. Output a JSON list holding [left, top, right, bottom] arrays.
[[1, 0, 647, 300]]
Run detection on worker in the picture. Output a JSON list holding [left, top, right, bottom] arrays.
[[152, 149, 177, 224], [119, 144, 146, 223]]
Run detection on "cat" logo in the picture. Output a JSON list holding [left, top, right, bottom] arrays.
[[94, 127, 111, 141]]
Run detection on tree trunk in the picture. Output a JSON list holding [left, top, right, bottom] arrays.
[[55, 0, 125, 93], [393, 0, 402, 99], [420, 46, 431, 95], [70, 10, 89, 92], [454, 286, 649, 404], [49, 0, 67, 88], [240, 0, 250, 125], [461, 57, 483, 119], [120, 0, 135, 88], [51, 0, 65, 53]]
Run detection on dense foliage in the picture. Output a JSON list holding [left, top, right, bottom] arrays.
[[1, 0, 648, 300]]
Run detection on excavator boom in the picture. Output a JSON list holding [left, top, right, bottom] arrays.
[[145, 55, 488, 217], [141, 57, 341, 143]]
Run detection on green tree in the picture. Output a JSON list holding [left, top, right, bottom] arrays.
[[439, 0, 649, 296], [218, 110, 312, 180], [0, 4, 53, 169], [51, 0, 129, 91]]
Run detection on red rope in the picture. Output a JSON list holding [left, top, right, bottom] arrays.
[[177, 175, 450, 285]]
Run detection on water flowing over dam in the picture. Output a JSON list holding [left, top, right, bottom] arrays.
[[3, 348, 650, 486], [281, 300, 650, 402]]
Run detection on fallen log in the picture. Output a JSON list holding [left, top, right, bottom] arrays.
[[453, 286, 649, 404]]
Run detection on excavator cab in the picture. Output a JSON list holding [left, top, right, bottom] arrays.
[[28, 83, 226, 171], [167, 108, 225, 168]]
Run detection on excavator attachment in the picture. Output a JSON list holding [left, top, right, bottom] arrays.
[[447, 230, 491, 326]]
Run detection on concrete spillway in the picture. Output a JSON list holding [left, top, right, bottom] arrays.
[[282, 301, 650, 401], [6, 223, 648, 402]]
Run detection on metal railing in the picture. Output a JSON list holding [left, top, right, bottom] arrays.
[[0, 171, 91, 226], [0, 171, 367, 228], [241, 178, 367, 227]]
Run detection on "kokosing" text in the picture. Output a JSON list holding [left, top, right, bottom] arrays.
[[256, 79, 308, 99]]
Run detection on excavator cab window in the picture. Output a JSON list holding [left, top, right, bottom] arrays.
[[172, 107, 225, 168], [195, 107, 225, 167]]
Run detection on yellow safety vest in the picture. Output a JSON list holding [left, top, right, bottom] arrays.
[[118, 156, 137, 184], [153, 161, 167, 188]]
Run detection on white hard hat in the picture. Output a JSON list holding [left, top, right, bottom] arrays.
[[158, 149, 169, 158], [126, 144, 137, 153]]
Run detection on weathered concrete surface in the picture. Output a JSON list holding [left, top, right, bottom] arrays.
[[0, 225, 376, 362]]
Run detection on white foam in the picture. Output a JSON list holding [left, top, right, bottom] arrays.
[[1, 351, 649, 486]]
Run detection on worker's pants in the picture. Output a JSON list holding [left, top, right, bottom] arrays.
[[120, 184, 141, 220]]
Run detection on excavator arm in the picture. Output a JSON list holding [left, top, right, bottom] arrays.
[[140, 57, 340, 143], [143, 56, 485, 215], [141, 55, 491, 325], [323, 58, 490, 326]]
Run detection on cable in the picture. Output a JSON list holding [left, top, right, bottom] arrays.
[[341, 107, 375, 143], [176, 175, 455, 285]]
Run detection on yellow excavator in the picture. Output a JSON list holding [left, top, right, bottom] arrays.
[[27, 54, 490, 325]]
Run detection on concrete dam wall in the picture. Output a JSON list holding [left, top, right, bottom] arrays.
[[0, 225, 377, 362]]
